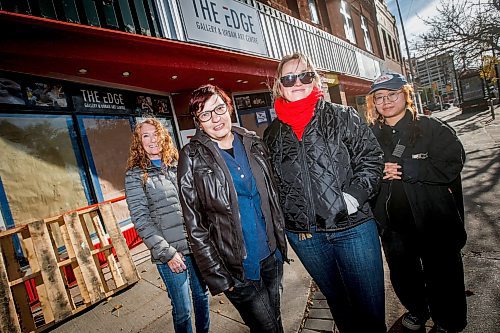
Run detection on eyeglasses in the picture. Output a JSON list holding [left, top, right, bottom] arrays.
[[373, 91, 402, 105], [279, 72, 316, 87], [197, 104, 228, 122]]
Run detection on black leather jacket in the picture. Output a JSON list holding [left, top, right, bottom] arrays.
[[177, 126, 287, 295], [264, 100, 384, 232]]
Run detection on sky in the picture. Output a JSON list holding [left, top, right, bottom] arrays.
[[386, 0, 442, 57]]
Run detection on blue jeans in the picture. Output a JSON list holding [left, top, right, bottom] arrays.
[[224, 252, 284, 333], [286, 219, 386, 333], [157, 255, 210, 333]]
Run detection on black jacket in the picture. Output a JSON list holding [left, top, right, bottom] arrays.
[[264, 100, 384, 232], [370, 111, 467, 249], [177, 126, 287, 295]]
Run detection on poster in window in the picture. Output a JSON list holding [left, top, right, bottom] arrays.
[[250, 93, 268, 108], [235, 95, 252, 110], [0, 77, 26, 105], [25, 82, 68, 108], [269, 108, 277, 121], [255, 110, 268, 124], [135, 95, 172, 116]]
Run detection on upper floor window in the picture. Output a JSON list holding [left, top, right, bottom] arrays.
[[340, 1, 356, 44], [360, 16, 373, 52], [308, 0, 320, 24]]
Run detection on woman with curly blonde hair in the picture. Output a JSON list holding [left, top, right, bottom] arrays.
[[125, 118, 210, 333], [367, 73, 467, 333]]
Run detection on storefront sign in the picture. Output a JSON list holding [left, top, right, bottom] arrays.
[[178, 0, 268, 56], [322, 73, 339, 87], [72, 88, 131, 113]]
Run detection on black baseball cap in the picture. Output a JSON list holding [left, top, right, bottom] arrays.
[[369, 73, 407, 94]]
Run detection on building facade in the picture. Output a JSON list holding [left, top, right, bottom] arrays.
[[374, 0, 403, 74], [0, 0, 385, 233], [414, 52, 459, 105]]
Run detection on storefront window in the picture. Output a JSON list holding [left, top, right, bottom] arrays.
[[0, 115, 90, 225], [77, 116, 133, 223]]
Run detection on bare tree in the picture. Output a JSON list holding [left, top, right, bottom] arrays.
[[414, 0, 499, 62]]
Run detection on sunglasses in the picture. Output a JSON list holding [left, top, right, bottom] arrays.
[[279, 71, 316, 87]]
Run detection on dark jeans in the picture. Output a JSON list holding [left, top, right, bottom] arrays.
[[381, 229, 467, 331], [286, 219, 386, 333], [224, 252, 284, 333], [157, 255, 210, 333]]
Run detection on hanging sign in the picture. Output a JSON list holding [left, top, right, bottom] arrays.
[[178, 0, 268, 56]]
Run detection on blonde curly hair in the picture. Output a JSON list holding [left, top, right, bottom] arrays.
[[126, 118, 178, 180], [365, 84, 417, 125]]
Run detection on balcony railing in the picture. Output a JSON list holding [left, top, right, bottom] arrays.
[[0, 0, 382, 80]]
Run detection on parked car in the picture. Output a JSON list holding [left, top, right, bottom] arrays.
[[426, 103, 450, 111]]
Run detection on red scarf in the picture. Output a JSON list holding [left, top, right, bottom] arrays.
[[274, 86, 323, 140]]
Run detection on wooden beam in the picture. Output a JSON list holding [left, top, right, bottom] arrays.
[[0, 244, 22, 333], [63, 212, 106, 303], [28, 220, 72, 322], [99, 203, 140, 284]]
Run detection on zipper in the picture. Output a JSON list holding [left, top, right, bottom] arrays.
[[385, 181, 393, 225], [197, 141, 245, 265], [300, 139, 316, 227]]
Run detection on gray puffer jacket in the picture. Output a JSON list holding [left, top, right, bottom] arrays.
[[125, 163, 189, 264]]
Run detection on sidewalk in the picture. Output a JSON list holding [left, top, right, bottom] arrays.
[[50, 244, 311, 333]]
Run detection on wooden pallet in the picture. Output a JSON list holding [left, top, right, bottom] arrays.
[[0, 202, 140, 332]]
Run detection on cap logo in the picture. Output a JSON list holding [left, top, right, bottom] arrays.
[[374, 74, 394, 84]]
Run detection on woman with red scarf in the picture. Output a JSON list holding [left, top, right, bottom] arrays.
[[264, 53, 386, 333]]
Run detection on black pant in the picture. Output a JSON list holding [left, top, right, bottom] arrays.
[[382, 229, 467, 331], [224, 253, 284, 333]]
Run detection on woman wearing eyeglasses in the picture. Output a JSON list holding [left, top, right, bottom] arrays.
[[366, 73, 467, 333], [263, 53, 386, 333], [177, 84, 288, 333]]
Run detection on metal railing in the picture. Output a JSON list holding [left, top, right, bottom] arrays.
[[0, 0, 382, 80]]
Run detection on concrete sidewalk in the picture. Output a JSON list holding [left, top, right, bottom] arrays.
[[50, 244, 311, 333]]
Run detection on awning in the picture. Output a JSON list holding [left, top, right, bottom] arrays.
[[0, 11, 278, 94]]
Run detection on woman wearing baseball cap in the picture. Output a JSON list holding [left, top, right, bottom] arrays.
[[366, 73, 468, 333]]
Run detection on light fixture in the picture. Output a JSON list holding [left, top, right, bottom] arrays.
[[171, 75, 178, 80], [236, 79, 243, 83], [122, 71, 131, 77], [208, 77, 215, 81], [242, 80, 248, 84], [78, 68, 88, 74]]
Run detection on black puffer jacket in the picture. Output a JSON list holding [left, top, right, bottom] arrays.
[[264, 100, 384, 232], [177, 126, 287, 296], [370, 111, 467, 249]]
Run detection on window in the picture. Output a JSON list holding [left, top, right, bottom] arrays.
[[360, 16, 373, 52], [308, 0, 320, 24], [340, 1, 356, 44], [0, 115, 90, 225], [382, 30, 390, 58], [389, 36, 396, 60]]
